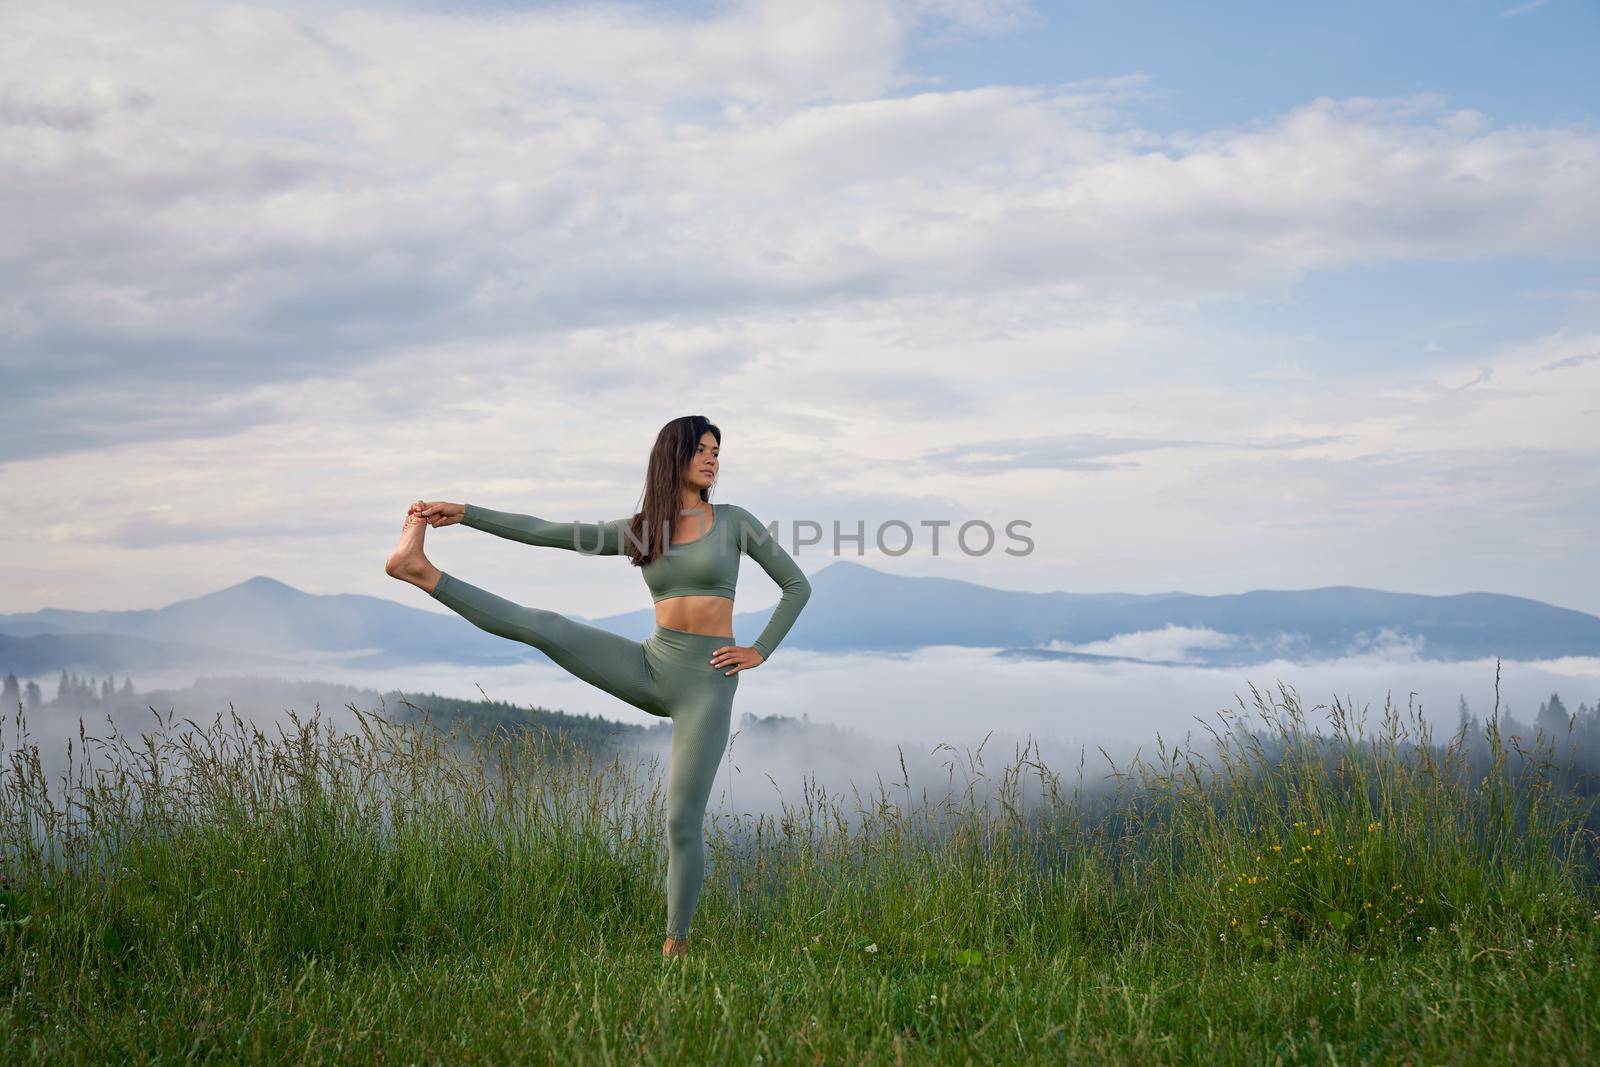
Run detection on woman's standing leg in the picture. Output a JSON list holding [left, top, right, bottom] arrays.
[[662, 673, 737, 940]]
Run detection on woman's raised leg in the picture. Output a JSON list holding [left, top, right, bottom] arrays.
[[386, 506, 659, 712], [428, 571, 661, 715]]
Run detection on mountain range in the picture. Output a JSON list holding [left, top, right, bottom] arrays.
[[2, 562, 1596, 677]]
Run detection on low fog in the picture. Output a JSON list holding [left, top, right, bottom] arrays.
[[7, 638, 1597, 827]]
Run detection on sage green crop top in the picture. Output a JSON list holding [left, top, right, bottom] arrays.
[[460, 501, 812, 660]]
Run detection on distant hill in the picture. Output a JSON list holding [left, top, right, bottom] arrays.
[[0, 575, 539, 673], [598, 561, 1600, 665], [3, 564, 1596, 677]]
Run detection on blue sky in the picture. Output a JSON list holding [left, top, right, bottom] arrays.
[[905, 0, 1600, 382], [1, 0, 1596, 623], [909, 2, 1599, 129]]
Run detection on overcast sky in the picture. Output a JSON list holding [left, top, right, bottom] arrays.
[[3, 0, 1598, 622]]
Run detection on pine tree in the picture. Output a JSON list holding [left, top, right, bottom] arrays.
[[2, 673, 18, 707], [56, 669, 70, 704], [1537, 691, 1569, 738], [120, 677, 135, 698], [101, 675, 114, 702], [23, 680, 42, 708]]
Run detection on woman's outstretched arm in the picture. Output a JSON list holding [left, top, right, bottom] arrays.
[[730, 505, 812, 660], [414, 501, 630, 555]]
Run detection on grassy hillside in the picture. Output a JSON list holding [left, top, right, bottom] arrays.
[[2, 678, 1597, 1064]]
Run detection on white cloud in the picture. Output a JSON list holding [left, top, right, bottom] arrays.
[[1, 0, 1596, 622], [5, 4, 1599, 455], [1044, 625, 1240, 663]]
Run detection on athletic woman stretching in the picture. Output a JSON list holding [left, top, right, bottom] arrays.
[[383, 415, 811, 959]]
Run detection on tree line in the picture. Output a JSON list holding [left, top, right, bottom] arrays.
[[4, 670, 138, 713]]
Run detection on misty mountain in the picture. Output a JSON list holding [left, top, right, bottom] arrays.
[[2, 564, 1596, 677], [761, 563, 1600, 666], [0, 629, 303, 676], [0, 576, 536, 672]]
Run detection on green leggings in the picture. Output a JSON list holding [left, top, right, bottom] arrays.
[[428, 570, 737, 939]]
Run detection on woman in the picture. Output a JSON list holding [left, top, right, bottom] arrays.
[[383, 415, 811, 959]]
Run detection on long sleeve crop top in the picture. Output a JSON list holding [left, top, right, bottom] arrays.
[[460, 501, 812, 660]]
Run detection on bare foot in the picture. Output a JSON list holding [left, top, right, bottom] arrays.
[[385, 507, 443, 593], [662, 936, 688, 959]]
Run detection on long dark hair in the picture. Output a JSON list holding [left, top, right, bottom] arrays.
[[623, 415, 720, 568]]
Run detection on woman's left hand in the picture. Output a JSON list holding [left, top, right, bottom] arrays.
[[710, 645, 764, 675]]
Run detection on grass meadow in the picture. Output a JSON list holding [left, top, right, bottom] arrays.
[[3, 669, 1598, 1064]]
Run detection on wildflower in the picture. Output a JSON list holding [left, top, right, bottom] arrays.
[[1312, 828, 1322, 836], [1367, 821, 1381, 832], [864, 943, 878, 954], [1230, 917, 1239, 926], [1270, 845, 1283, 853]]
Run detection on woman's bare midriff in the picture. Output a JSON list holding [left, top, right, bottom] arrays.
[[654, 594, 735, 639]]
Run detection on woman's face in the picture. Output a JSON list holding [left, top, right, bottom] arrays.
[[684, 431, 719, 491]]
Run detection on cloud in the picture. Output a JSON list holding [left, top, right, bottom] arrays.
[[1044, 624, 1240, 663], [1500, 0, 1548, 17], [921, 431, 1348, 473], [5, 2, 1600, 464], [1, 0, 1596, 624], [1538, 351, 1600, 373], [922, 434, 1190, 473]]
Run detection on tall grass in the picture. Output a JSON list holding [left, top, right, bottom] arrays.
[[3, 666, 1598, 1063]]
